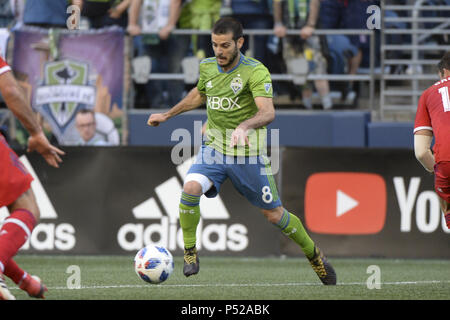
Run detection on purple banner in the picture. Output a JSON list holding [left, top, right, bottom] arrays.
[[12, 26, 124, 145]]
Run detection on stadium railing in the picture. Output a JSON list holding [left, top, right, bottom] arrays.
[[130, 28, 377, 114], [380, 1, 450, 120]]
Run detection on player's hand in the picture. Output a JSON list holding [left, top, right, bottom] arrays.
[[27, 132, 65, 168], [300, 25, 315, 39], [147, 113, 168, 127], [229, 127, 251, 148], [127, 24, 141, 36]]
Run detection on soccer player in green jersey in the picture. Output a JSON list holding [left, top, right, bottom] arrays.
[[147, 17, 336, 285]]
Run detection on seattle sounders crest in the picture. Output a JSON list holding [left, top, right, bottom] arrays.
[[35, 59, 95, 132], [230, 77, 243, 94]]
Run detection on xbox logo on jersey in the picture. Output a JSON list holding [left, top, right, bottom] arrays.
[[207, 96, 242, 111], [116, 157, 249, 253]]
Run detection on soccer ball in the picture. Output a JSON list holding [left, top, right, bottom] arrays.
[[134, 245, 174, 284]]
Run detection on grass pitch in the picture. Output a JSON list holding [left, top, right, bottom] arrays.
[[7, 255, 450, 300]]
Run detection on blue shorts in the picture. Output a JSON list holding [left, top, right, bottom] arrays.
[[187, 145, 282, 210]]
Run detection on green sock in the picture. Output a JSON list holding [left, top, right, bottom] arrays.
[[179, 192, 201, 249], [275, 209, 315, 259]]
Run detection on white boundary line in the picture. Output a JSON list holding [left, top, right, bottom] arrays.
[[9, 280, 450, 291]]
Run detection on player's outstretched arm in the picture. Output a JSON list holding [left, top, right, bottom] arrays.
[[0, 71, 41, 136], [230, 96, 275, 147], [0, 71, 65, 168], [147, 87, 206, 126]]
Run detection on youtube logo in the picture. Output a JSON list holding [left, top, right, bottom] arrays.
[[305, 172, 386, 235]]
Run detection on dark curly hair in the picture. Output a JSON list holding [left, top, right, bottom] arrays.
[[212, 17, 243, 41], [437, 51, 450, 77]]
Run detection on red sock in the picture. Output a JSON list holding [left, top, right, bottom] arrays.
[[0, 209, 36, 272], [3, 259, 26, 285], [446, 213, 450, 229]]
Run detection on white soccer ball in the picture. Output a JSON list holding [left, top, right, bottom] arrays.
[[134, 245, 174, 284]]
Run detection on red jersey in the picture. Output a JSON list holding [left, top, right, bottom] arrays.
[[414, 76, 450, 163], [0, 56, 11, 76]]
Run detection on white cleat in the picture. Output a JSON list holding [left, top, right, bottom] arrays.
[[0, 274, 16, 300]]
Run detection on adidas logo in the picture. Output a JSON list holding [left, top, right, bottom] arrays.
[[206, 81, 213, 89], [117, 156, 249, 252], [0, 156, 75, 251]]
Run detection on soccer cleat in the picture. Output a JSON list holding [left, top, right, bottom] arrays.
[[308, 246, 337, 285], [183, 247, 199, 277], [19, 274, 47, 299], [0, 273, 16, 300]]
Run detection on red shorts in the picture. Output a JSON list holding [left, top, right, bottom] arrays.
[[0, 134, 33, 207], [434, 161, 450, 203]]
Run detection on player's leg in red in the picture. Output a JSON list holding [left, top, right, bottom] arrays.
[[434, 162, 450, 230], [3, 259, 47, 298], [0, 189, 47, 299], [3, 259, 26, 285]]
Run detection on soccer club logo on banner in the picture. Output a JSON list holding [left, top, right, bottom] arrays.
[[34, 59, 96, 143]]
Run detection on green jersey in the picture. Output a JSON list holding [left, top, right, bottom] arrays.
[[197, 54, 273, 156]]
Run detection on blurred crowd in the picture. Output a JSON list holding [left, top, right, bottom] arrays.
[[0, 0, 449, 112]]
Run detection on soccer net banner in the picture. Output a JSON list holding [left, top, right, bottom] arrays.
[[2, 147, 448, 258]]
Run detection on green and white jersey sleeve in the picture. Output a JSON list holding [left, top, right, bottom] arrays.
[[197, 54, 273, 156]]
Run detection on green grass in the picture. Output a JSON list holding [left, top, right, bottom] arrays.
[[6, 255, 450, 300]]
